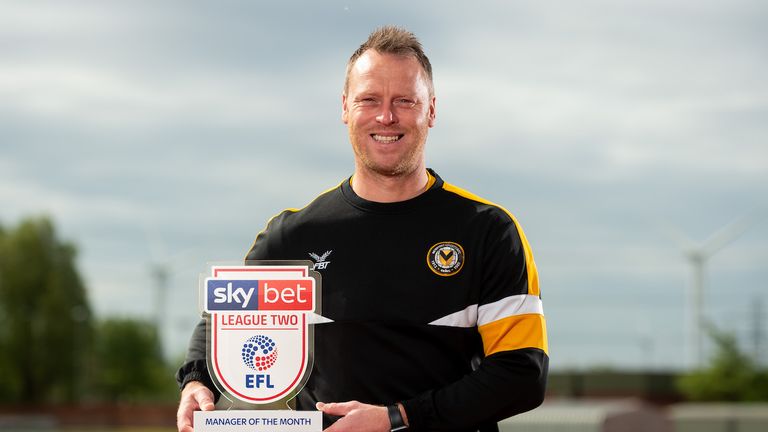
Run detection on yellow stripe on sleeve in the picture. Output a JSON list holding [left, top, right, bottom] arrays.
[[478, 313, 548, 356], [441, 183, 540, 296]]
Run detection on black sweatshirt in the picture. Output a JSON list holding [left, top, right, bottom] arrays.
[[176, 169, 548, 431]]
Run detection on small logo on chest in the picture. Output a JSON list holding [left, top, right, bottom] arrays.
[[309, 250, 332, 270], [427, 242, 464, 276]]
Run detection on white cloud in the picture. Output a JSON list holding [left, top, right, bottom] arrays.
[[0, 62, 320, 128]]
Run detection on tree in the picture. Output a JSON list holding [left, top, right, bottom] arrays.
[[0, 216, 93, 403], [92, 318, 178, 402], [678, 325, 768, 401]]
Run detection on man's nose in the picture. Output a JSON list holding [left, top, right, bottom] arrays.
[[376, 102, 398, 126]]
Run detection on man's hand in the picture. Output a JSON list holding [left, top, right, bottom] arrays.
[[177, 381, 215, 432], [316, 401, 390, 432]]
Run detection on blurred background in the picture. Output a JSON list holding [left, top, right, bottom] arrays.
[[1, 0, 766, 430]]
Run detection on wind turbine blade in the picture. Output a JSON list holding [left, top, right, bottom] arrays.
[[653, 218, 698, 253], [701, 213, 762, 258]]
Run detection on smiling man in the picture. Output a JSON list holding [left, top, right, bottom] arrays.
[[176, 26, 548, 432], [343, 45, 434, 202]]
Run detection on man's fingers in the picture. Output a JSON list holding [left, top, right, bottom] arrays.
[[316, 400, 359, 416], [317, 401, 390, 432], [176, 393, 211, 432], [176, 400, 196, 432], [178, 420, 194, 432], [177, 381, 215, 432]]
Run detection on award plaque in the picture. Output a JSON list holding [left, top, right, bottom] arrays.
[[195, 261, 323, 431]]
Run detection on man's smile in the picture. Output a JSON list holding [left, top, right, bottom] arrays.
[[370, 134, 404, 143]]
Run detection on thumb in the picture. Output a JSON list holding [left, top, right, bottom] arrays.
[[194, 388, 216, 411], [316, 401, 358, 416]]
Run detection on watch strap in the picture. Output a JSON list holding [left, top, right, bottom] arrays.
[[387, 404, 408, 431]]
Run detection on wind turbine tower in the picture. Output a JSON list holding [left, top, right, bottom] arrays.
[[667, 215, 757, 368], [150, 262, 170, 340]]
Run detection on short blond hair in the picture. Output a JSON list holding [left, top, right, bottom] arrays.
[[344, 26, 434, 96]]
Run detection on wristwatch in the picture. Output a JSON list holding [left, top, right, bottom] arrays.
[[387, 404, 408, 431]]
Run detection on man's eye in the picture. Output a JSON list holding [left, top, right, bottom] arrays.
[[394, 99, 416, 108], [358, 98, 378, 106]]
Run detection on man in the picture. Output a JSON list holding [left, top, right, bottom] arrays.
[[176, 26, 548, 432]]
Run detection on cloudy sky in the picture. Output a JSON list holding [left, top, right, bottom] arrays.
[[2, 0, 767, 370]]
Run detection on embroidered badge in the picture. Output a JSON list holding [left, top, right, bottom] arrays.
[[427, 242, 464, 276]]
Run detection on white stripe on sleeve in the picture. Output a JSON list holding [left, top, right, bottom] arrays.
[[428, 304, 478, 328], [478, 294, 543, 327]]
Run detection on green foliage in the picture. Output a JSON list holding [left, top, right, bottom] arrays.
[[0, 215, 180, 404], [678, 326, 768, 401], [91, 318, 178, 402], [0, 216, 93, 403]]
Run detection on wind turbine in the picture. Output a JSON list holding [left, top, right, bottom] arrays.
[[662, 214, 758, 368], [144, 226, 199, 360], [150, 262, 170, 334]]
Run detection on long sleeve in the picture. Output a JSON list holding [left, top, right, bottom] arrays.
[[175, 316, 221, 402], [402, 348, 548, 430], [403, 204, 549, 431]]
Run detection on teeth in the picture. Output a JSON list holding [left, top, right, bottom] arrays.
[[372, 134, 401, 143]]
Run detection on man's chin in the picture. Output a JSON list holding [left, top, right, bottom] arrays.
[[364, 161, 420, 178]]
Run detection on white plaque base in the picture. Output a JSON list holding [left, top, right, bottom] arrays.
[[194, 410, 322, 432]]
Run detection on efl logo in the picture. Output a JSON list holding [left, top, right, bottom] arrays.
[[242, 335, 278, 371], [242, 335, 278, 390], [206, 279, 313, 311]]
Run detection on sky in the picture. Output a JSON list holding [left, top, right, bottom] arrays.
[[1, 0, 767, 371]]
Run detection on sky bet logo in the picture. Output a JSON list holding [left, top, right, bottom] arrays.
[[206, 279, 313, 311]]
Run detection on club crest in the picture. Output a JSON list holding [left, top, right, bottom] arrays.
[[427, 242, 465, 276]]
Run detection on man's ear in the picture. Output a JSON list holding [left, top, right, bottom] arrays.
[[341, 93, 349, 125], [428, 96, 436, 128]]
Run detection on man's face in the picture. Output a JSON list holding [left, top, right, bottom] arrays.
[[342, 50, 436, 178]]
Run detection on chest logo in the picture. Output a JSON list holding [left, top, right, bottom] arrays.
[[427, 242, 465, 276], [309, 250, 332, 270]]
